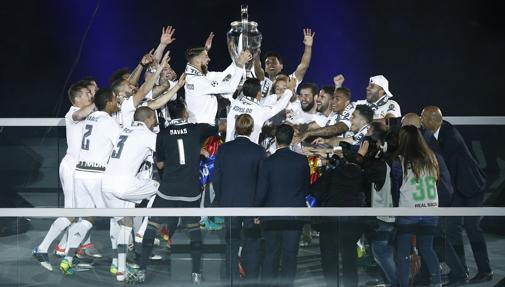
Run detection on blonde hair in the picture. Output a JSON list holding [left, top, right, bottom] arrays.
[[235, 114, 254, 136]]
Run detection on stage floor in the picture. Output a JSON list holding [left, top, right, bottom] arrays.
[[0, 218, 503, 286]]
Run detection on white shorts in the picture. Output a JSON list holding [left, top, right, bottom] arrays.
[[73, 172, 106, 208], [59, 155, 77, 208], [102, 176, 159, 209]]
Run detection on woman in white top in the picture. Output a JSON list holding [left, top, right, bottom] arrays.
[[395, 125, 441, 287]]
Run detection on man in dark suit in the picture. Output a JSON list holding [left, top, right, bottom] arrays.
[[255, 124, 310, 287], [421, 106, 493, 284], [403, 113, 468, 285], [213, 113, 266, 284]]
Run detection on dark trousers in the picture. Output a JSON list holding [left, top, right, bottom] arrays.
[[225, 217, 261, 285], [139, 197, 202, 273], [447, 193, 492, 273], [261, 220, 303, 287], [319, 220, 364, 287]]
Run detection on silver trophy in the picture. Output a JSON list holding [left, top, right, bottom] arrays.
[[227, 5, 262, 78]]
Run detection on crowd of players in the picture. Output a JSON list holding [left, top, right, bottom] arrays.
[[29, 25, 494, 286]]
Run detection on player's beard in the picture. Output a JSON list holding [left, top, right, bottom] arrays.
[[201, 64, 208, 75], [302, 101, 315, 112]]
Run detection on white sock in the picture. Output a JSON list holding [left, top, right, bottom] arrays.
[[38, 217, 71, 253], [57, 229, 69, 250], [117, 225, 132, 275], [64, 219, 93, 262], [135, 216, 149, 238], [110, 218, 120, 266], [133, 216, 144, 236]]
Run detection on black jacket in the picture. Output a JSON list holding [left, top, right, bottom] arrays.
[[255, 148, 310, 221], [213, 136, 266, 207], [311, 161, 367, 208], [437, 121, 486, 197]]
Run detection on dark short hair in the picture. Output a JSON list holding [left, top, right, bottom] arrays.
[[321, 86, 335, 96], [167, 100, 187, 119], [298, 83, 319, 96], [335, 87, 351, 100], [94, 88, 114, 111], [134, 106, 155, 122], [242, 78, 261, 99], [275, 124, 294, 146], [109, 68, 130, 85], [235, 114, 254, 136], [354, 104, 374, 124], [264, 51, 283, 65], [185, 46, 206, 62], [67, 82, 89, 105], [111, 78, 127, 95]]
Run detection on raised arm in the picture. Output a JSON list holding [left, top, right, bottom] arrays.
[[128, 49, 155, 86], [253, 52, 265, 81], [154, 26, 175, 63], [293, 28, 315, 81], [204, 32, 215, 52], [148, 74, 186, 110], [133, 51, 170, 107], [196, 51, 251, 98], [333, 74, 345, 90]]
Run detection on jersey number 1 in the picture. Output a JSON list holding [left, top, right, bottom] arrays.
[[177, 139, 186, 165]]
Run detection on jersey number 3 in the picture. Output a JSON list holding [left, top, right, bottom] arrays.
[[111, 135, 129, 159]]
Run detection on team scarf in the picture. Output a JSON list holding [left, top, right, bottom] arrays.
[[305, 156, 322, 207], [199, 136, 223, 187]]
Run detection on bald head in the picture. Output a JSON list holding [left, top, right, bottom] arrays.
[[401, 113, 421, 128], [421, 106, 443, 133]]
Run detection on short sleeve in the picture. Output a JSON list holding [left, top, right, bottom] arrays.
[[386, 100, 401, 118]]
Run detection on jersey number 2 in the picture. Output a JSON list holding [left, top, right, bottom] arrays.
[[111, 135, 128, 159], [81, 124, 93, 150]]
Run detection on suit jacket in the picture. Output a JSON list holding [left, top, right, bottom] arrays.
[[437, 120, 486, 197], [422, 128, 454, 206], [255, 147, 310, 211], [213, 136, 266, 207]]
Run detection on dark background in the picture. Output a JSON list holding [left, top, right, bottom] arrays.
[[0, 0, 504, 118]]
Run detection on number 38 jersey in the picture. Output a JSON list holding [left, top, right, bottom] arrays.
[[156, 119, 217, 201], [399, 162, 439, 208], [105, 121, 156, 177], [76, 111, 120, 174]]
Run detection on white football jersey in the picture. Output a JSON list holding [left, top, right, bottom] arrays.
[[225, 89, 293, 143], [184, 63, 245, 125], [64, 106, 85, 160], [351, 124, 370, 145], [354, 96, 401, 119], [105, 121, 156, 178], [285, 100, 322, 125], [75, 111, 120, 173], [112, 96, 136, 128], [399, 162, 439, 208], [327, 103, 355, 128], [260, 72, 301, 97]]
